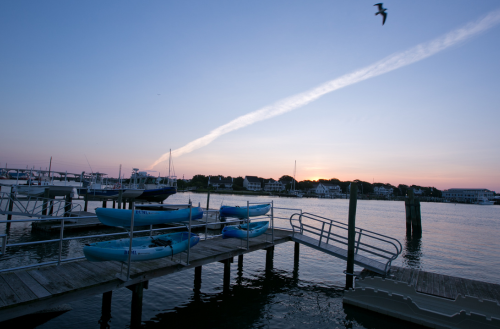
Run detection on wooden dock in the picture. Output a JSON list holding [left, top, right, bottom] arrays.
[[0, 228, 292, 322], [359, 266, 500, 303]]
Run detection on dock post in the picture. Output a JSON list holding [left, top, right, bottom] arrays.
[[7, 192, 14, 221], [223, 258, 231, 293], [102, 291, 112, 315], [117, 190, 123, 209], [194, 266, 202, 290], [64, 194, 72, 217], [112, 200, 116, 209], [84, 194, 88, 212], [130, 281, 145, 328], [294, 242, 300, 263], [49, 196, 55, 215], [238, 254, 243, 268], [345, 184, 358, 290], [42, 188, 50, 215], [406, 189, 422, 234], [265, 246, 275, 272], [102, 200, 107, 208]]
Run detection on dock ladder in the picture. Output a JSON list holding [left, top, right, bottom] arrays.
[[289, 213, 402, 275]]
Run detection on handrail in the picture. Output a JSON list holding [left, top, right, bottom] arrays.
[[0, 192, 82, 218], [289, 212, 402, 273]]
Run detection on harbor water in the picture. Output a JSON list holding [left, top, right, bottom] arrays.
[[1, 190, 499, 328]]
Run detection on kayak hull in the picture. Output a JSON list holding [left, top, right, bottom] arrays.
[[219, 204, 271, 219], [222, 221, 269, 239], [95, 207, 204, 227], [83, 232, 200, 262]]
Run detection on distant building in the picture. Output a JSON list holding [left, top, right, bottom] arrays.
[[208, 176, 233, 190], [243, 176, 262, 191], [264, 179, 285, 192], [312, 183, 341, 196], [374, 186, 394, 196], [442, 188, 494, 202], [413, 188, 425, 195]]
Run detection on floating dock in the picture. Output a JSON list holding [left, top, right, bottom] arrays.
[[345, 266, 500, 328]]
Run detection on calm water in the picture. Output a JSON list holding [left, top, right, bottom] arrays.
[[1, 190, 499, 328]]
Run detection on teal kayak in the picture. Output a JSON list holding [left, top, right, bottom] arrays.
[[219, 204, 271, 219], [95, 207, 204, 227], [222, 221, 269, 239], [83, 232, 200, 262]]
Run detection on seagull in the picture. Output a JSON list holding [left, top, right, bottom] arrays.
[[374, 3, 387, 25]]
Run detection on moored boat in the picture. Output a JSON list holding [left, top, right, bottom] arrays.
[[83, 232, 200, 262], [219, 204, 271, 219], [95, 207, 204, 227], [14, 185, 74, 197], [128, 169, 177, 202], [222, 221, 269, 239]]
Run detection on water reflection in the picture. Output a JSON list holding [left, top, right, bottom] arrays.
[[402, 231, 422, 268]]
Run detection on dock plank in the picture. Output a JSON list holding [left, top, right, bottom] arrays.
[[28, 268, 75, 295], [409, 268, 420, 287], [2, 272, 37, 302], [0, 276, 22, 306], [14, 271, 51, 299]]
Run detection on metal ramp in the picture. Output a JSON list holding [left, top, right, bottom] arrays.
[[0, 191, 82, 218], [289, 213, 402, 275]]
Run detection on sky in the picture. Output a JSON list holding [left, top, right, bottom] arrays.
[[1, 1, 499, 192]]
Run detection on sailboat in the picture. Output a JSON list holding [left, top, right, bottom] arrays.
[[131, 150, 177, 202], [290, 160, 303, 197]]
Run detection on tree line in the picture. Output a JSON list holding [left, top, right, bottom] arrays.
[[176, 174, 442, 197]]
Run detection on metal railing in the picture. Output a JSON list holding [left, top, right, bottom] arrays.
[[290, 212, 402, 273], [0, 192, 82, 218]]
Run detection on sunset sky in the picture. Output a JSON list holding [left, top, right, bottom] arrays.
[[1, 1, 499, 191]]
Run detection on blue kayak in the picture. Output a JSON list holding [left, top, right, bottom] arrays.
[[83, 232, 200, 262], [219, 204, 271, 219], [95, 207, 204, 227], [222, 221, 269, 239]]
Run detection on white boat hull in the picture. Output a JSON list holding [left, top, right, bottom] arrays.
[[14, 185, 74, 197]]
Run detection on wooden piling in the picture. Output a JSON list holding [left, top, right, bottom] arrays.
[[238, 254, 243, 267], [102, 200, 107, 208], [117, 190, 123, 209], [130, 281, 146, 327], [112, 200, 116, 209], [102, 291, 112, 315], [345, 184, 358, 290], [84, 194, 88, 212], [266, 245, 274, 272], [194, 266, 202, 292], [7, 192, 14, 221], [223, 258, 231, 292], [294, 241, 300, 263], [405, 189, 422, 234], [42, 188, 50, 216], [64, 194, 72, 217]]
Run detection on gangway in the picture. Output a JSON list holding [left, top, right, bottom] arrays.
[[289, 213, 402, 275], [0, 192, 82, 218]]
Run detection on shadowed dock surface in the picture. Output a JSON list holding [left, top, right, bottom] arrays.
[[359, 266, 500, 303], [0, 228, 292, 322]]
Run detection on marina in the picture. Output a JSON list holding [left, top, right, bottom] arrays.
[[0, 186, 499, 328]]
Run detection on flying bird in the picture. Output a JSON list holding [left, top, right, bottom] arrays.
[[374, 3, 387, 25]]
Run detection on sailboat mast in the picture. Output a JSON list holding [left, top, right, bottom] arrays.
[[168, 149, 171, 178]]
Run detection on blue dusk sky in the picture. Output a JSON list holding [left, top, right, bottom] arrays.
[[1, 1, 499, 191]]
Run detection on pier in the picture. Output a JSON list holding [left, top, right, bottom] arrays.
[[0, 229, 290, 323]]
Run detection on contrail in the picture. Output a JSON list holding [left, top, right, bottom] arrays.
[[150, 9, 500, 169]]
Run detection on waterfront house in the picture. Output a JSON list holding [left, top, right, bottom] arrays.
[[208, 176, 233, 190], [243, 176, 262, 191], [374, 186, 394, 196], [312, 183, 342, 197], [264, 179, 286, 192]]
